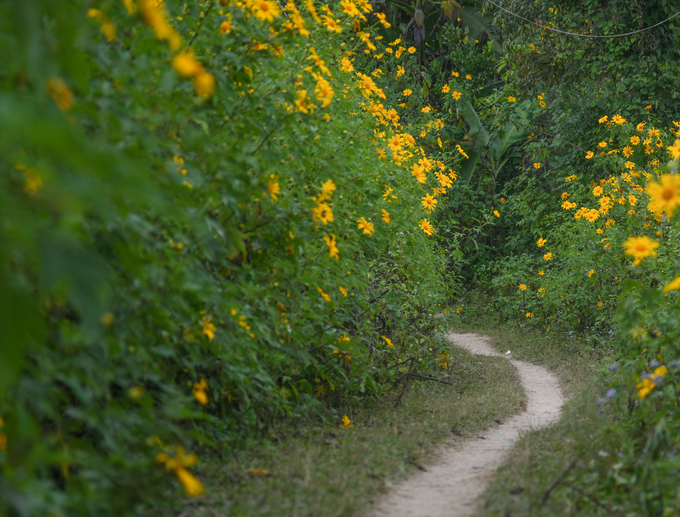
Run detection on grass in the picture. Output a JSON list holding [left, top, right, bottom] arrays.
[[161, 338, 526, 517], [452, 301, 629, 517]]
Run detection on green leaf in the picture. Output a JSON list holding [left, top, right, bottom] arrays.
[[0, 272, 45, 397], [490, 123, 524, 161]]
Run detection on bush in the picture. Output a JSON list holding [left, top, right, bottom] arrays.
[[0, 0, 464, 514]]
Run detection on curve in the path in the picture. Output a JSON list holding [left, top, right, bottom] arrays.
[[370, 332, 564, 517]]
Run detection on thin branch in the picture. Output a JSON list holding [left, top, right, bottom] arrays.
[[404, 372, 456, 386], [540, 460, 576, 507]]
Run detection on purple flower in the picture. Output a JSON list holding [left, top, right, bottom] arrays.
[[606, 388, 616, 398]]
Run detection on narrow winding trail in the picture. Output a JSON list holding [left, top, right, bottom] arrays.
[[370, 332, 564, 517]]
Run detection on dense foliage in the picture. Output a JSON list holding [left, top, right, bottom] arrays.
[[0, 0, 473, 513], [455, 0, 680, 513], [3, 0, 680, 513]]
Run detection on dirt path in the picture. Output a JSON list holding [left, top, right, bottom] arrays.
[[370, 332, 564, 517]]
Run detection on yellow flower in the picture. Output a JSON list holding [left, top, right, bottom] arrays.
[[316, 286, 331, 302], [646, 174, 680, 217], [421, 194, 437, 212], [194, 71, 215, 98], [339, 286, 348, 296], [630, 135, 641, 145], [381, 209, 391, 224], [123, 0, 137, 14], [311, 202, 334, 225], [533, 162, 541, 169], [543, 252, 553, 261], [597, 141, 607, 148], [315, 76, 334, 107], [173, 53, 204, 77], [387, 134, 403, 151], [452, 90, 462, 100], [381, 336, 394, 348], [156, 445, 205, 497], [611, 114, 627, 125], [323, 235, 339, 259], [357, 217, 375, 236], [588, 270, 595, 277], [87, 8, 116, 41], [622, 145, 634, 158], [636, 366, 667, 399], [493, 210, 500, 218], [456, 144, 469, 159], [637, 377, 655, 399], [139, 0, 183, 49], [465, 74, 472, 80], [655, 365, 669, 377], [507, 96, 516, 102], [526, 312, 532, 318], [340, 0, 362, 17], [585, 151, 594, 159], [592, 186, 603, 197], [267, 179, 280, 201], [419, 219, 434, 236], [17, 166, 43, 196], [518, 284, 527, 291], [407, 46, 417, 54], [584, 209, 600, 222], [402, 88, 412, 96], [220, 18, 232, 34], [340, 57, 353, 73], [663, 277, 680, 293], [251, 0, 281, 22], [318, 179, 336, 202], [623, 236, 659, 266], [193, 379, 209, 405], [667, 139, 680, 160], [538, 271, 545, 276], [442, 85, 451, 93], [128, 386, 145, 401], [451, 71, 459, 77], [421, 106, 432, 113], [201, 317, 216, 341], [599, 116, 608, 124], [46, 78, 74, 112], [340, 416, 353, 428], [536, 238, 546, 247], [411, 163, 427, 184], [539, 101, 547, 108], [500, 197, 505, 204], [324, 16, 343, 33]]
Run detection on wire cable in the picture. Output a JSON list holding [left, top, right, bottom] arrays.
[[484, 0, 680, 38]]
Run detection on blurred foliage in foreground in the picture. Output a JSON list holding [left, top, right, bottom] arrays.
[[0, 0, 474, 513]]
